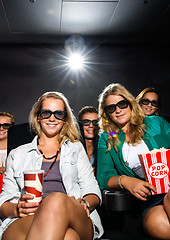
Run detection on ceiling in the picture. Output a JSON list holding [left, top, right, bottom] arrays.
[[0, 0, 170, 45]]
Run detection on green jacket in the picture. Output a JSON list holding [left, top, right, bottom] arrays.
[[97, 116, 170, 191]]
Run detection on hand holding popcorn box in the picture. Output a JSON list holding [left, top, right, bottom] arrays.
[[139, 148, 170, 195]]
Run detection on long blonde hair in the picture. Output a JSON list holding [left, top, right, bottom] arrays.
[[98, 83, 146, 151], [29, 92, 80, 148]]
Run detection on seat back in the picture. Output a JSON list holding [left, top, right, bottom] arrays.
[[7, 123, 35, 155]]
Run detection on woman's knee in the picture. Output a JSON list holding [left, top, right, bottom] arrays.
[[164, 191, 170, 205], [38, 192, 69, 217], [143, 206, 170, 239]]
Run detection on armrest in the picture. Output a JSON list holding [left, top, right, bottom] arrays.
[[102, 189, 134, 211]]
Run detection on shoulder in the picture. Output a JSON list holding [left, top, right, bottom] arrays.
[[144, 115, 170, 126], [144, 115, 169, 125], [144, 116, 170, 136], [98, 132, 108, 147], [62, 139, 85, 152], [99, 131, 108, 139]]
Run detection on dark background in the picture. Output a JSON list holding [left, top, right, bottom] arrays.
[[0, 42, 170, 124]]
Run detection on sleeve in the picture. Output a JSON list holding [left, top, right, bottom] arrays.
[[76, 142, 102, 203], [0, 150, 21, 207], [97, 133, 119, 190]]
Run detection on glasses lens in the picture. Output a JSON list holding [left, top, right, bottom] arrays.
[[54, 111, 66, 120], [104, 105, 116, 114], [81, 119, 98, 126], [92, 120, 98, 126], [104, 100, 129, 114], [141, 99, 150, 105], [117, 100, 129, 109], [151, 101, 159, 107], [0, 123, 11, 129], [81, 120, 91, 126], [39, 110, 51, 119], [141, 99, 158, 107]]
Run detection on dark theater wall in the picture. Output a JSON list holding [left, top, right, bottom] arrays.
[[0, 43, 169, 124]]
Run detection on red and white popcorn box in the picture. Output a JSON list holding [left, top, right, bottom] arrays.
[[139, 148, 170, 195]]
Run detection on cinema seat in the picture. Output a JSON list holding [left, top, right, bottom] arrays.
[[7, 123, 35, 155]]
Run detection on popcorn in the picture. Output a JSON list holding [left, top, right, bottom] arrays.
[[139, 148, 170, 194]]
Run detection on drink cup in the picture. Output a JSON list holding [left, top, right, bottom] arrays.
[[24, 170, 44, 206]]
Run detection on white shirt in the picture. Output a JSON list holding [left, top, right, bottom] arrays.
[[122, 140, 149, 169], [0, 150, 7, 167]]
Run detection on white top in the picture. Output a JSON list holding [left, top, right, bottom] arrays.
[[0, 149, 7, 167], [122, 140, 149, 169]]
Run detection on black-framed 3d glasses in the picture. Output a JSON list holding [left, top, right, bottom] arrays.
[[81, 119, 98, 126], [0, 123, 12, 129], [38, 109, 67, 120], [141, 98, 159, 107], [104, 99, 129, 115]]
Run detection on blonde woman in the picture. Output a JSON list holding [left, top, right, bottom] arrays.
[[0, 92, 103, 240], [0, 112, 15, 175], [97, 83, 170, 239]]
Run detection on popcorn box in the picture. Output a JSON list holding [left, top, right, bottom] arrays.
[[139, 148, 170, 195]]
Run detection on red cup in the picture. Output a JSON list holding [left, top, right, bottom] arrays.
[[24, 170, 44, 205], [0, 174, 3, 193]]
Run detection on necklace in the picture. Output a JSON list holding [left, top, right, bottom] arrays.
[[39, 149, 59, 160], [124, 143, 131, 167], [37, 139, 60, 177], [39, 148, 60, 177]]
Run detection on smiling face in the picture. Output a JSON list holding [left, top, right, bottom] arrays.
[[0, 116, 12, 142], [81, 112, 99, 140], [38, 97, 66, 138], [105, 95, 131, 132], [140, 92, 159, 116]]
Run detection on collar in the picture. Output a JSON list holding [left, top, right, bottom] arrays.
[[26, 136, 40, 155]]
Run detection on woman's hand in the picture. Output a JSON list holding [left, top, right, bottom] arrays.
[[0, 166, 6, 175], [121, 176, 157, 201], [76, 197, 90, 217], [17, 193, 39, 217]]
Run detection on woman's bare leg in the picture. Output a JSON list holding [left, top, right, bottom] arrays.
[[64, 228, 80, 240], [2, 215, 34, 240], [25, 192, 94, 240], [143, 191, 170, 239]]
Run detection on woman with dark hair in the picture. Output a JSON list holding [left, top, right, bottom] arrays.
[[0, 92, 103, 240], [97, 83, 170, 239], [136, 87, 160, 116], [78, 106, 99, 175]]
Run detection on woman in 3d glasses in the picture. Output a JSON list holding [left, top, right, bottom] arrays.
[[136, 87, 160, 116], [97, 83, 170, 239], [0, 91, 103, 240], [0, 112, 15, 175]]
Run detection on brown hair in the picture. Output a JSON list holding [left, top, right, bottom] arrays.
[[78, 106, 98, 121]]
